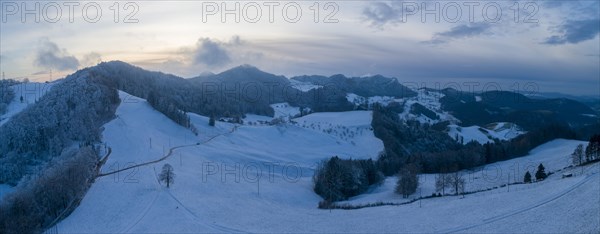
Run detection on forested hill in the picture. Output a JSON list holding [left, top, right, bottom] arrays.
[[437, 88, 598, 130], [0, 70, 120, 185], [87, 61, 416, 119]]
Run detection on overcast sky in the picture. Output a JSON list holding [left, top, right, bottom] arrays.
[[1, 1, 599, 95]]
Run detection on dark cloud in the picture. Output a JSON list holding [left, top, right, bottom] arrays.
[[193, 38, 231, 67], [34, 38, 79, 71], [437, 23, 491, 38], [362, 2, 400, 27], [543, 19, 600, 45], [425, 23, 492, 44]]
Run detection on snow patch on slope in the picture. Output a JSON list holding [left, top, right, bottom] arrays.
[[398, 89, 458, 124], [271, 102, 300, 119], [289, 79, 322, 92], [345, 93, 397, 107], [448, 122, 525, 144]]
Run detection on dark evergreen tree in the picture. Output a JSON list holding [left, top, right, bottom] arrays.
[[524, 171, 532, 183], [209, 113, 216, 126], [535, 163, 547, 181]]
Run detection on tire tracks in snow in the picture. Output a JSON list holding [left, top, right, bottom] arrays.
[[120, 168, 162, 233], [440, 170, 599, 233], [165, 189, 247, 233], [105, 125, 238, 233]]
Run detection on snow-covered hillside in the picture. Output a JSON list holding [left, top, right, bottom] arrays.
[[447, 122, 525, 145], [0, 81, 57, 126], [347, 88, 529, 144], [289, 79, 322, 92], [54, 91, 599, 233], [397, 88, 458, 124]]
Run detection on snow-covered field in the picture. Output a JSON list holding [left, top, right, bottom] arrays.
[[447, 122, 525, 145], [54, 91, 599, 233], [340, 138, 587, 206]]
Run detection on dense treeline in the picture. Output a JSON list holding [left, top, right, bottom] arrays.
[[147, 90, 191, 129], [371, 103, 579, 174], [0, 79, 17, 114], [371, 104, 461, 175], [439, 89, 598, 130], [313, 157, 383, 202], [90, 61, 280, 121], [287, 86, 355, 113], [0, 71, 119, 185], [91, 61, 421, 123], [0, 147, 98, 233], [291, 74, 417, 98], [315, 103, 583, 203], [410, 122, 577, 173], [584, 134, 600, 163]]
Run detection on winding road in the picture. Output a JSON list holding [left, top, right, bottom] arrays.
[[97, 125, 238, 177]]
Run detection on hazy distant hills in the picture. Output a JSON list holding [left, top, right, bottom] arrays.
[[71, 61, 599, 129]]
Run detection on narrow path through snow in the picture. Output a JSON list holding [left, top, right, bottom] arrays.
[[97, 125, 238, 177]]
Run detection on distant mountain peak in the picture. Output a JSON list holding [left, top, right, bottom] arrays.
[[196, 71, 215, 77], [239, 64, 257, 69], [228, 64, 260, 72]]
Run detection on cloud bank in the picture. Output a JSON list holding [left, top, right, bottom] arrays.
[[34, 38, 79, 71]]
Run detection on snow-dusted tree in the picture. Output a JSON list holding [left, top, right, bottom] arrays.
[[571, 144, 584, 166], [535, 163, 547, 181], [395, 164, 419, 198], [435, 173, 452, 195], [523, 171, 532, 183], [449, 171, 465, 195], [159, 164, 175, 188]]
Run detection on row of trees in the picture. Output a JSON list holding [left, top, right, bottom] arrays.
[[434, 169, 466, 196], [572, 134, 600, 166]]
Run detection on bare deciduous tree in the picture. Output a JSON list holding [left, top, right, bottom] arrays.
[[572, 144, 584, 166], [159, 164, 175, 188]]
